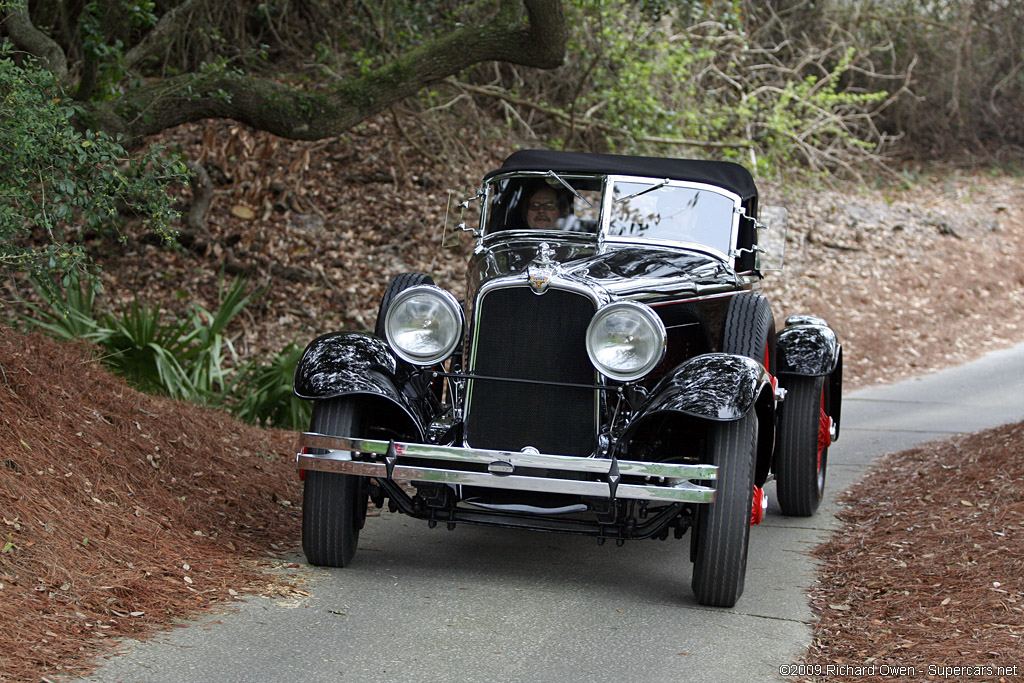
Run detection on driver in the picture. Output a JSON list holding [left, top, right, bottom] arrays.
[[523, 185, 564, 229]]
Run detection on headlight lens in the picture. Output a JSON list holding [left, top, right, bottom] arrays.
[[384, 285, 464, 365], [586, 301, 666, 382]]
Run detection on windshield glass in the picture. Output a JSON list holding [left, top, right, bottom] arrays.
[[483, 175, 602, 235], [608, 179, 737, 256]]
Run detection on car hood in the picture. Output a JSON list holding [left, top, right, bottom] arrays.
[[469, 236, 739, 301]]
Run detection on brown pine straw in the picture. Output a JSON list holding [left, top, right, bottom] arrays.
[[801, 423, 1024, 682], [0, 326, 303, 682]]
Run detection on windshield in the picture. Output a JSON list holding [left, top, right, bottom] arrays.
[[607, 179, 738, 256], [483, 175, 603, 235]]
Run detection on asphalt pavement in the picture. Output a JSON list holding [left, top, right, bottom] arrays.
[[77, 340, 1024, 683]]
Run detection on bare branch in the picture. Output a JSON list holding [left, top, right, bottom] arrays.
[[449, 79, 753, 150], [123, 0, 202, 72]]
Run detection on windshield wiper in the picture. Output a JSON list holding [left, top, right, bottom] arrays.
[[545, 171, 593, 208], [615, 178, 670, 204]]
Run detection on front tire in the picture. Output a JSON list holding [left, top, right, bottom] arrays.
[[302, 400, 368, 567], [721, 292, 775, 373], [374, 272, 434, 339], [691, 411, 758, 607], [775, 375, 828, 516]]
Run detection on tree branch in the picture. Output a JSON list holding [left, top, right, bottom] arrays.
[[86, 0, 569, 144], [2, 3, 69, 86], [123, 0, 202, 72]]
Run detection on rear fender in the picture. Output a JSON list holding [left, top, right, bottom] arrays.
[[293, 332, 425, 440], [776, 319, 841, 377], [776, 319, 843, 439]]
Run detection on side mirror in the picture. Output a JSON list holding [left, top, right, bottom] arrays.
[[757, 205, 788, 273]]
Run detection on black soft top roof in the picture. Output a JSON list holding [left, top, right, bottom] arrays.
[[486, 149, 758, 203]]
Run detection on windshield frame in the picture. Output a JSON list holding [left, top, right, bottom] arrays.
[[477, 172, 744, 263], [601, 175, 743, 262]]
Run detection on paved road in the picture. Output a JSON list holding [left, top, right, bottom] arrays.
[[79, 341, 1024, 683]]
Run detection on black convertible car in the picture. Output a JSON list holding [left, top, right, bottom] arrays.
[[292, 150, 843, 607]]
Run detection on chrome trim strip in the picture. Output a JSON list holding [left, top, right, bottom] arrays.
[[297, 433, 717, 505], [647, 290, 740, 307]]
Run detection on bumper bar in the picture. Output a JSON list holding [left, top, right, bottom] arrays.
[[296, 433, 717, 505]]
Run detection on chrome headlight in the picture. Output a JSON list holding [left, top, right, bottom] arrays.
[[384, 285, 464, 365], [586, 301, 666, 382]]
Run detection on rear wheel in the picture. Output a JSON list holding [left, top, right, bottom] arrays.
[[775, 376, 828, 516], [302, 400, 368, 567], [692, 411, 758, 608]]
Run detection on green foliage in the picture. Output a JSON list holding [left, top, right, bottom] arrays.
[[0, 35, 186, 287], [19, 270, 308, 429], [477, 0, 892, 178], [740, 47, 889, 176], [78, 1, 159, 99], [230, 343, 311, 430], [18, 267, 104, 341]]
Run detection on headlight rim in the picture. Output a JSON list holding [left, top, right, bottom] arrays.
[[384, 284, 464, 366], [585, 300, 667, 382]]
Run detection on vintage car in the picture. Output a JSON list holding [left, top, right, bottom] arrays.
[[292, 150, 843, 607]]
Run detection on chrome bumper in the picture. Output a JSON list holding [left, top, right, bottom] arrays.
[[296, 433, 717, 504]]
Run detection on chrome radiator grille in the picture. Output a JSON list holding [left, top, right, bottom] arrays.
[[465, 286, 597, 457]]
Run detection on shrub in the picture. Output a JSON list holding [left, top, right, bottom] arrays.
[[0, 34, 186, 289], [18, 271, 309, 430]]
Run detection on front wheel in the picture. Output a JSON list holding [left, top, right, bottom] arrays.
[[374, 272, 434, 339], [775, 375, 829, 516], [302, 400, 368, 567], [691, 412, 758, 608]]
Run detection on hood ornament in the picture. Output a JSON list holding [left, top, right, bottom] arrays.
[[536, 242, 555, 265], [528, 242, 556, 294]]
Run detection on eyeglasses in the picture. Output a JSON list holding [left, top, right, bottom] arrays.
[[528, 201, 558, 211]]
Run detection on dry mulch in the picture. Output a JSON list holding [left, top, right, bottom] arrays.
[[802, 423, 1024, 682], [0, 327, 303, 682]]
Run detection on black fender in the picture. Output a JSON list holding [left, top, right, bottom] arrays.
[[635, 353, 770, 422], [620, 353, 776, 486], [776, 317, 843, 440], [776, 318, 840, 376], [292, 332, 426, 440]]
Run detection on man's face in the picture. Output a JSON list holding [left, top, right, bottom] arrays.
[[526, 188, 559, 229]]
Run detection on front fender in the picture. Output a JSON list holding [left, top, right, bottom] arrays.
[[631, 353, 769, 424], [292, 332, 425, 439], [620, 353, 775, 487], [776, 321, 841, 376]]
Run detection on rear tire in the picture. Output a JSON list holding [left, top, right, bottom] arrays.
[[775, 375, 828, 516], [302, 400, 368, 567], [692, 411, 757, 607]]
